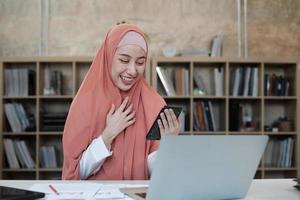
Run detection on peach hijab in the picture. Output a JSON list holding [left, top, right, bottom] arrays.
[[62, 24, 165, 180]]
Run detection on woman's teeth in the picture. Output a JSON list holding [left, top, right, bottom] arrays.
[[120, 75, 133, 81]]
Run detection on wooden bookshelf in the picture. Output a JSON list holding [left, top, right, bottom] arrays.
[[0, 56, 299, 180], [152, 56, 300, 179], [0, 57, 151, 180]]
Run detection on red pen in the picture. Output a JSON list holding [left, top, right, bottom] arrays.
[[49, 184, 59, 195]]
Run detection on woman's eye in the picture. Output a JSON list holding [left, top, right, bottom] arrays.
[[136, 60, 145, 65], [119, 59, 129, 63], [136, 62, 144, 65]]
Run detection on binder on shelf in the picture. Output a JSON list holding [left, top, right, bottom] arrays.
[[210, 32, 224, 57], [3, 139, 20, 169], [214, 67, 224, 96], [264, 137, 294, 168], [231, 67, 258, 96], [3, 139, 35, 169], [4, 102, 35, 133], [156, 66, 176, 96], [4, 68, 36, 96], [40, 146, 58, 168], [194, 100, 217, 131], [193, 69, 208, 96]]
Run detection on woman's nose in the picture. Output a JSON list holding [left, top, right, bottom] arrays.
[[127, 62, 137, 76]]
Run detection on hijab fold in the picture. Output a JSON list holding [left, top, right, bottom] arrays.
[[62, 24, 165, 180]]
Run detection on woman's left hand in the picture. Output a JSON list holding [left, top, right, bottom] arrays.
[[158, 109, 180, 136]]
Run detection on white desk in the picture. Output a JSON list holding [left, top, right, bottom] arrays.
[[0, 179, 299, 199]]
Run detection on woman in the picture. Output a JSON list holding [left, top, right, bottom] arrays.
[[62, 23, 180, 180]]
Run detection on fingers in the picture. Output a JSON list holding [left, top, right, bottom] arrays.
[[164, 109, 174, 128], [160, 109, 181, 136], [125, 118, 136, 128], [107, 104, 115, 116], [157, 119, 165, 134], [169, 109, 180, 129], [160, 111, 169, 129], [126, 110, 135, 121], [124, 103, 133, 116], [118, 97, 129, 112]]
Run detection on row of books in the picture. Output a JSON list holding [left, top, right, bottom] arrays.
[[264, 137, 294, 168], [3, 139, 35, 169], [230, 67, 258, 96], [40, 146, 58, 168], [193, 67, 224, 96], [156, 66, 224, 97], [4, 68, 36, 96], [264, 74, 291, 96], [40, 112, 68, 131], [156, 66, 189, 96], [4, 102, 35, 132], [43, 68, 63, 95], [193, 101, 217, 131]]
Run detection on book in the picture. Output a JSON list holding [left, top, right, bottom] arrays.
[[214, 67, 224, 96], [4, 68, 36, 96], [267, 137, 294, 167], [4, 103, 34, 132], [232, 68, 241, 96], [210, 32, 224, 57], [174, 68, 184, 96], [243, 67, 251, 96], [3, 139, 20, 169], [156, 66, 176, 96], [193, 68, 208, 96]]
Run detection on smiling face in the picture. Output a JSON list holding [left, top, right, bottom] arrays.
[[111, 44, 147, 92]]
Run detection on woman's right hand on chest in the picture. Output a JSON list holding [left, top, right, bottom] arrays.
[[102, 97, 136, 148]]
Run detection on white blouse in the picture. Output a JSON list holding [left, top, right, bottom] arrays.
[[79, 136, 157, 180]]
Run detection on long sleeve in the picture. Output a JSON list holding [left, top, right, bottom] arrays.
[[147, 151, 157, 176], [79, 136, 112, 180], [80, 136, 158, 179]]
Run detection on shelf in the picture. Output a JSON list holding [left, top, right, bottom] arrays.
[[38, 132, 63, 135], [1, 57, 299, 180], [2, 168, 36, 172], [160, 96, 191, 99], [264, 96, 297, 100], [228, 132, 262, 135], [3, 132, 37, 136], [264, 168, 297, 171], [3, 96, 37, 99], [229, 96, 262, 100], [193, 96, 226, 99], [264, 132, 297, 135], [152, 57, 299, 179], [38, 95, 74, 99], [193, 131, 227, 135], [38, 168, 62, 172]]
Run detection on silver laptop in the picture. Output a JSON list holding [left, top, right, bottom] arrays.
[[121, 135, 268, 200]]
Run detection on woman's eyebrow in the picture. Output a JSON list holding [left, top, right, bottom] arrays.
[[118, 53, 131, 58], [137, 56, 146, 59], [118, 54, 146, 59]]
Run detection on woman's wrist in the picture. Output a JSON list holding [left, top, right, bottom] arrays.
[[101, 129, 114, 149]]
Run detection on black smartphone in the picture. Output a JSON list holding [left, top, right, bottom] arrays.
[[146, 105, 183, 140]]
